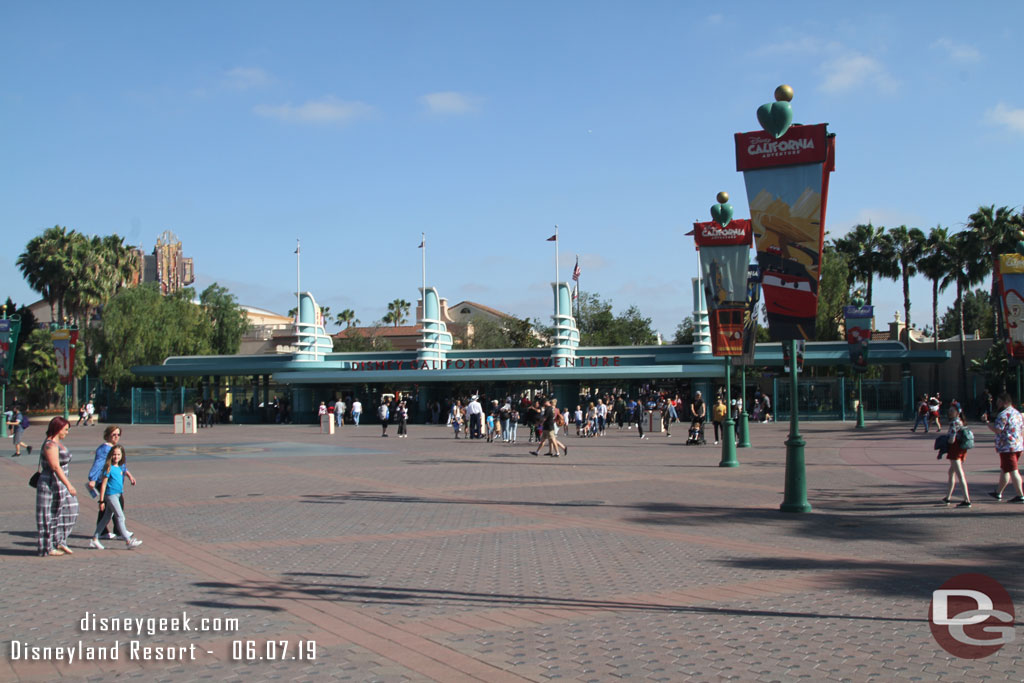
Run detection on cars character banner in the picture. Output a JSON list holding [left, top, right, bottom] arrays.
[[998, 253, 1024, 359], [842, 304, 873, 371], [694, 219, 753, 356], [50, 328, 78, 385], [735, 110, 835, 341]]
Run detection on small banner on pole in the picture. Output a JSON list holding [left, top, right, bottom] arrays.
[[51, 328, 79, 385], [842, 304, 874, 371], [998, 253, 1024, 359], [693, 219, 753, 357], [0, 318, 21, 386], [740, 265, 761, 366]]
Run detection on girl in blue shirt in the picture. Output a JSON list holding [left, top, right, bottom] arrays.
[[89, 445, 142, 550]]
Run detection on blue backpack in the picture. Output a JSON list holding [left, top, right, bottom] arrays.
[[20, 413, 29, 430]]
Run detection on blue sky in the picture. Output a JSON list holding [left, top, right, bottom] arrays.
[[2, 2, 1022, 338]]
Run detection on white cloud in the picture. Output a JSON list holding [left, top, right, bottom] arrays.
[[819, 53, 898, 94], [253, 96, 373, 124], [419, 91, 481, 115], [224, 66, 272, 90], [705, 14, 724, 25], [931, 38, 981, 64], [986, 102, 1024, 135]]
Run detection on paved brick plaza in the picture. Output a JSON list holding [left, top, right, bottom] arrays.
[[2, 419, 1023, 681]]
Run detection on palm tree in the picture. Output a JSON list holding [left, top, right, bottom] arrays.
[[883, 225, 926, 339], [942, 231, 991, 398], [17, 225, 75, 322], [918, 226, 952, 350], [386, 299, 411, 327], [335, 309, 357, 328], [833, 223, 894, 305], [969, 205, 1020, 342]]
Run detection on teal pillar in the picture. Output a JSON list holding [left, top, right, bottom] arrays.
[[737, 364, 750, 448], [0, 384, 6, 438], [780, 339, 811, 513], [719, 359, 738, 467]]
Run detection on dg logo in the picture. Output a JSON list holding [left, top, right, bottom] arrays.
[[930, 574, 1015, 658]]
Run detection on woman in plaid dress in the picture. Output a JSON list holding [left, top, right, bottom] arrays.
[[35, 417, 79, 556]]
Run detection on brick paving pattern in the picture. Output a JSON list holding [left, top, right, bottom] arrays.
[[2, 420, 1022, 681]]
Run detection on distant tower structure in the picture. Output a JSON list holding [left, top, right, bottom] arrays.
[[551, 282, 580, 364], [133, 230, 195, 294], [692, 277, 711, 354]]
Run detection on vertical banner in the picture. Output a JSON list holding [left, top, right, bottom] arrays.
[[740, 265, 761, 365], [51, 328, 79, 385], [998, 254, 1024, 359], [0, 318, 21, 386], [842, 304, 874, 371], [694, 219, 752, 356], [735, 123, 835, 341]]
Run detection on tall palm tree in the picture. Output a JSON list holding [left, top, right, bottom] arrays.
[[335, 309, 357, 328], [918, 226, 952, 350], [386, 299, 411, 327], [969, 205, 1020, 342], [833, 223, 893, 305], [17, 225, 75, 322], [883, 225, 926, 339], [942, 231, 991, 398]]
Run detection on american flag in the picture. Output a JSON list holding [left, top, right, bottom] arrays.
[[572, 256, 580, 282]]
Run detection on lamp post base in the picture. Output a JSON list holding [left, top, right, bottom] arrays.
[[719, 418, 739, 467]]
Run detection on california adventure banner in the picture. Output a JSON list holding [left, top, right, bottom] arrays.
[[735, 123, 835, 341]]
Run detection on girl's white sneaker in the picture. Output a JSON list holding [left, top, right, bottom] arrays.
[[127, 538, 143, 549], [89, 538, 105, 550]]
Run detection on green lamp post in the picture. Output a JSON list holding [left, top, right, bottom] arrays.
[[843, 291, 872, 429], [780, 338, 810, 512], [720, 357, 739, 467]]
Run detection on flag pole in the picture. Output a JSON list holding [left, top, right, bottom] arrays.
[[421, 231, 426, 303], [554, 225, 559, 289], [295, 238, 301, 328], [576, 254, 581, 322]]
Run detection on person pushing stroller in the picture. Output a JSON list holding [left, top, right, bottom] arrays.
[[687, 391, 707, 445]]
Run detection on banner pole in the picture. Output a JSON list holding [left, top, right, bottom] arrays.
[[720, 358, 738, 466], [780, 338, 811, 512]]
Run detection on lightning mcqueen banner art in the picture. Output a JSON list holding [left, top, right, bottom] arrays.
[[694, 219, 752, 356], [735, 123, 835, 341]]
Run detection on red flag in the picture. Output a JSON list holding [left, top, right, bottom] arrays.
[[546, 234, 557, 241]]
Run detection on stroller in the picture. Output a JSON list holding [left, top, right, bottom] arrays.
[[686, 419, 706, 445]]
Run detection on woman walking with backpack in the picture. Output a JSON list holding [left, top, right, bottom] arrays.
[[940, 404, 972, 507]]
